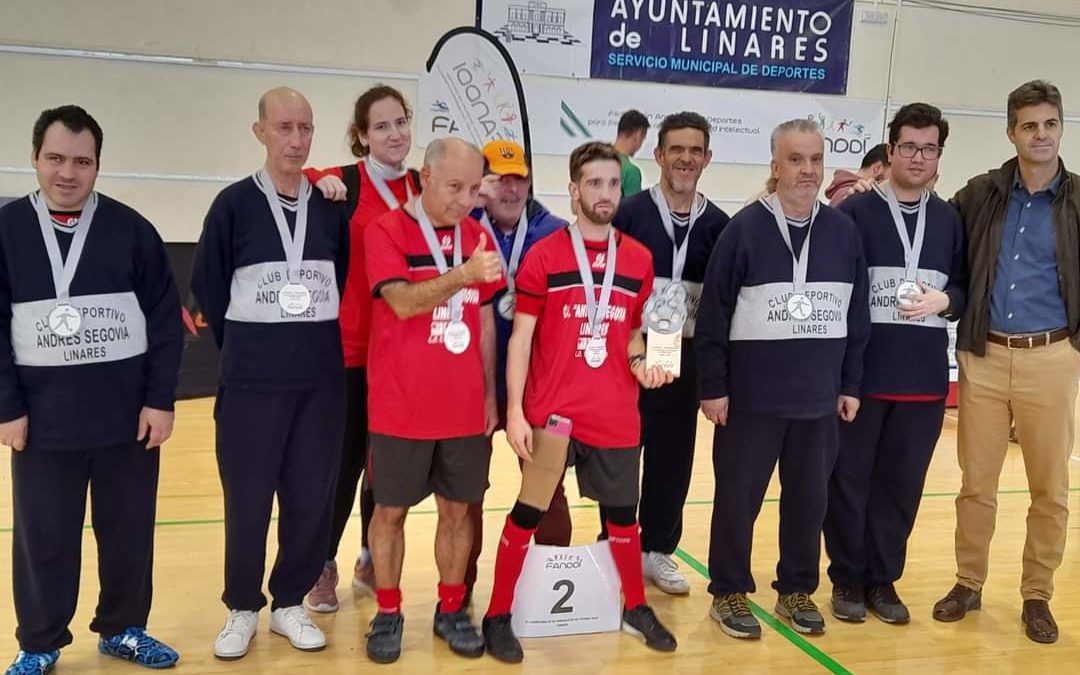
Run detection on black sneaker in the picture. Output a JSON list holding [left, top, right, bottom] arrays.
[[482, 613, 523, 663], [366, 612, 404, 664], [831, 584, 866, 622], [622, 605, 677, 652], [433, 604, 484, 658], [776, 593, 826, 635], [866, 583, 910, 624], [709, 593, 761, 639]]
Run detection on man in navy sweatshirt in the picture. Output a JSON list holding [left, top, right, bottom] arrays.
[[697, 119, 870, 639], [192, 87, 349, 660], [824, 103, 966, 626], [611, 111, 729, 595], [0, 105, 183, 674]]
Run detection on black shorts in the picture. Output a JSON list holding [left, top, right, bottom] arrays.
[[567, 439, 640, 507], [368, 433, 491, 506]]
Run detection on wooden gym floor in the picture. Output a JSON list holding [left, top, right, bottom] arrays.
[[1, 398, 1078, 674]]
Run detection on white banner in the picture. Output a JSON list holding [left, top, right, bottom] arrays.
[[417, 28, 530, 152], [480, 0, 593, 77], [522, 75, 884, 167]]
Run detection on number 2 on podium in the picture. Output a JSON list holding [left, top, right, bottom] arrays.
[[551, 579, 575, 614]]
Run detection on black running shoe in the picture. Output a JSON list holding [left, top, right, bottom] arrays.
[[622, 605, 677, 652], [482, 613, 523, 663]]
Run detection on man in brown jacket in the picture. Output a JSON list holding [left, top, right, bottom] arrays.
[[933, 80, 1080, 644]]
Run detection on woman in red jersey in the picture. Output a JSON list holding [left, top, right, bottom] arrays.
[[302, 85, 419, 613]]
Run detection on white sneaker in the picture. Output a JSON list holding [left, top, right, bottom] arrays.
[[214, 609, 259, 660], [642, 551, 691, 595], [270, 605, 327, 652]]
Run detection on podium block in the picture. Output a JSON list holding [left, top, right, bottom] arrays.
[[510, 542, 623, 638]]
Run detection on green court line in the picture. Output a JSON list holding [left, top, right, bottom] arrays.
[[673, 547, 853, 675], [1, 486, 1077, 534]]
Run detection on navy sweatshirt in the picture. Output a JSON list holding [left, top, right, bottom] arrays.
[[0, 193, 183, 450], [839, 186, 967, 396], [614, 189, 730, 345], [191, 175, 349, 389], [696, 199, 870, 418]]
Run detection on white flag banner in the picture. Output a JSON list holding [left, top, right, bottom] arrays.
[[522, 74, 884, 167], [417, 27, 531, 157]]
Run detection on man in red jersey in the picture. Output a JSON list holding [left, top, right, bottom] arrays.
[[362, 137, 502, 664], [480, 141, 677, 663]]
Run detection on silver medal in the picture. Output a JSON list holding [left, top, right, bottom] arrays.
[[444, 320, 471, 355], [48, 303, 81, 337], [497, 291, 516, 321], [279, 282, 312, 315], [584, 335, 607, 368], [786, 293, 814, 322], [896, 280, 922, 307]]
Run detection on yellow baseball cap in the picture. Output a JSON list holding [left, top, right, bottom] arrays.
[[482, 140, 529, 178]]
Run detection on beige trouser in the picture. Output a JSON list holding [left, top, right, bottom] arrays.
[[955, 339, 1077, 601]]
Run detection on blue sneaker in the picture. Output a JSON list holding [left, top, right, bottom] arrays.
[[5, 650, 59, 675], [98, 627, 179, 669]]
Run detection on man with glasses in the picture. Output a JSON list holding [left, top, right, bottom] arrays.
[[933, 80, 1080, 645], [823, 103, 966, 626]]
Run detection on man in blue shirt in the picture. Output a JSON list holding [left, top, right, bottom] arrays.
[[934, 80, 1080, 645], [463, 140, 568, 603]]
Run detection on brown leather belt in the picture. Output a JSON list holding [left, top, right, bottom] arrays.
[[987, 328, 1070, 349]]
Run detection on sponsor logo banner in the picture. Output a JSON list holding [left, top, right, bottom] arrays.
[[522, 75, 883, 166]]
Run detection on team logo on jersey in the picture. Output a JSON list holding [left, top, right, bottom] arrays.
[[592, 252, 606, 269], [441, 234, 453, 249]]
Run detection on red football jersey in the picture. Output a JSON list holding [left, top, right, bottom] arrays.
[[515, 228, 654, 448], [303, 163, 418, 368], [365, 207, 503, 439]]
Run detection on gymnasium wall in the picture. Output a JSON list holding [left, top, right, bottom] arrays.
[[2, 0, 1080, 241]]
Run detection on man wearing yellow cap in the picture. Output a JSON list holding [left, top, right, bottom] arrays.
[[464, 140, 568, 603]]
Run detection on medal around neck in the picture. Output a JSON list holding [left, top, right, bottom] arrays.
[[279, 283, 312, 315], [896, 280, 922, 308], [584, 335, 607, 368], [786, 293, 814, 322], [48, 303, 82, 337], [497, 291, 516, 320], [444, 320, 472, 355]]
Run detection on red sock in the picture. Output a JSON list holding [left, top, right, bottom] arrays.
[[485, 515, 536, 617], [438, 583, 467, 614], [376, 587, 402, 614], [607, 521, 646, 610]]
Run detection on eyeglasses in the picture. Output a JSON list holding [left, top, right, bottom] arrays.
[[895, 143, 942, 159]]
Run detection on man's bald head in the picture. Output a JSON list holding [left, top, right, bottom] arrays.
[[423, 137, 483, 172], [420, 137, 484, 226], [253, 87, 315, 181], [258, 87, 312, 121]]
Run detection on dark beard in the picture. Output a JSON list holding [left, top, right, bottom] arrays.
[[580, 201, 615, 225]]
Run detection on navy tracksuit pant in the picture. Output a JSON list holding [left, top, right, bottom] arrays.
[[326, 367, 375, 561], [638, 340, 699, 554], [707, 412, 838, 596], [824, 397, 945, 587], [216, 382, 345, 611], [12, 442, 159, 652]]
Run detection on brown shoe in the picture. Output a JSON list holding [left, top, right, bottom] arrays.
[[1021, 600, 1058, 644], [932, 584, 981, 622]]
